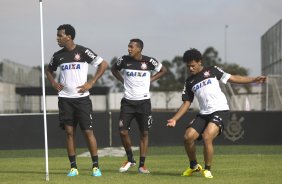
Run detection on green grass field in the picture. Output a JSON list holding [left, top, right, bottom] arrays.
[[0, 145, 282, 184]]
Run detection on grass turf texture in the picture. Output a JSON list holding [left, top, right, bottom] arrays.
[[0, 145, 282, 184]]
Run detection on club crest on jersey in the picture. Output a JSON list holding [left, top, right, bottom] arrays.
[[141, 62, 147, 70], [74, 53, 81, 61], [203, 70, 210, 78]]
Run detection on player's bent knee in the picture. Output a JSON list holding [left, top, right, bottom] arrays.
[[184, 133, 195, 142], [202, 133, 214, 143]]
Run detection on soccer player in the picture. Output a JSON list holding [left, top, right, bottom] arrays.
[[166, 48, 266, 178], [111, 39, 167, 174], [45, 24, 108, 177]]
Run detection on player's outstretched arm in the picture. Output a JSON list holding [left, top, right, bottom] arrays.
[[167, 101, 191, 128], [228, 75, 266, 84]]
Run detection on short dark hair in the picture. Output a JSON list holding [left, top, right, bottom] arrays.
[[57, 24, 76, 40], [130, 38, 144, 50], [183, 48, 202, 63]]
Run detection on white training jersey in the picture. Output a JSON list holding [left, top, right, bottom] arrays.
[[182, 66, 231, 114], [48, 45, 103, 98], [113, 55, 162, 100]]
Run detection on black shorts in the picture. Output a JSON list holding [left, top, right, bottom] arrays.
[[187, 110, 230, 140], [58, 96, 94, 130], [119, 98, 153, 131]]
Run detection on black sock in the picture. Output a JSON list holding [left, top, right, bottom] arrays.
[[205, 165, 211, 171], [68, 155, 77, 169], [91, 155, 99, 168], [139, 156, 146, 167], [126, 150, 134, 162], [190, 160, 198, 169]]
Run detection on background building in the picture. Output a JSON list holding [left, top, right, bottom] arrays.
[[261, 19, 282, 110], [0, 59, 41, 113]]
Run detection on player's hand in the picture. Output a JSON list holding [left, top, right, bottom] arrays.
[[166, 119, 176, 128], [52, 82, 64, 92], [254, 76, 267, 83], [77, 82, 92, 93]]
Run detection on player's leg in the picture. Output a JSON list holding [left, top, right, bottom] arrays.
[[64, 124, 79, 176], [58, 97, 79, 176], [201, 122, 218, 178], [182, 116, 206, 176], [138, 129, 150, 173], [201, 111, 229, 179], [83, 129, 102, 176], [119, 129, 136, 172], [65, 125, 77, 163], [120, 129, 134, 159], [77, 96, 102, 176], [136, 100, 152, 174], [202, 123, 219, 167], [83, 130, 98, 163], [118, 98, 137, 172], [184, 127, 199, 162], [139, 130, 149, 159], [182, 127, 202, 176]]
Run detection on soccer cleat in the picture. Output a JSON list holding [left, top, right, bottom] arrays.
[[201, 169, 213, 178], [67, 168, 79, 177], [119, 161, 136, 172], [138, 166, 150, 174], [182, 164, 202, 176], [91, 167, 102, 177]]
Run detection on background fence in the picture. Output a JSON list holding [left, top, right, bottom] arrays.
[[0, 111, 281, 150]]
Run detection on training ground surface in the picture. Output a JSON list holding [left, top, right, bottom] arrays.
[[0, 145, 282, 184]]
